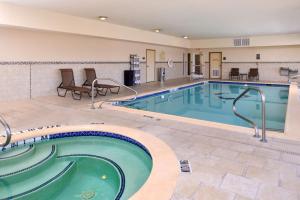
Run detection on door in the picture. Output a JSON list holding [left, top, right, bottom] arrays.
[[146, 49, 156, 82], [187, 53, 191, 75], [209, 52, 222, 79], [194, 54, 201, 74]]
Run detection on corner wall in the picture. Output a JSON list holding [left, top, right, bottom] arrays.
[[194, 46, 300, 82], [0, 27, 188, 100]]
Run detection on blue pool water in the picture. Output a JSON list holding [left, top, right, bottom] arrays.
[[120, 82, 289, 132]]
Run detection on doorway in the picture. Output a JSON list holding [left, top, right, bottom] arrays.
[[209, 52, 222, 79], [146, 49, 156, 82]]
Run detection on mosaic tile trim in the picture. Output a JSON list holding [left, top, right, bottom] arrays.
[[209, 80, 290, 87], [0, 61, 184, 66], [0, 144, 34, 160], [0, 61, 130, 65], [49, 131, 152, 158], [1, 130, 152, 160], [0, 145, 56, 178], [58, 154, 126, 200], [0, 161, 75, 200]]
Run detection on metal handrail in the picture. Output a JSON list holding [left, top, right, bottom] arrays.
[[288, 74, 300, 83], [0, 115, 12, 147], [232, 87, 267, 142], [91, 78, 138, 109]]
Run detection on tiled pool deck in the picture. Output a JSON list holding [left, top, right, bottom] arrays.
[[1, 78, 300, 200]]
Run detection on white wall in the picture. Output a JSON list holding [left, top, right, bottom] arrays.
[[0, 27, 187, 100]]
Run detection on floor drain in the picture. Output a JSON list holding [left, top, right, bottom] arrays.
[[80, 191, 96, 200], [180, 160, 192, 173]]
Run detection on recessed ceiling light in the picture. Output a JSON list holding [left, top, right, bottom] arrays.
[[183, 36, 189, 39], [98, 16, 108, 21], [153, 29, 161, 33]]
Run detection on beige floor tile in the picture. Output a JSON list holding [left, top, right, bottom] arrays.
[[280, 152, 300, 165], [234, 195, 253, 200], [174, 174, 201, 198], [192, 185, 235, 200], [256, 185, 298, 200], [221, 173, 260, 199], [236, 153, 267, 168], [211, 148, 240, 160], [279, 174, 300, 192], [245, 166, 279, 186], [252, 147, 281, 160], [192, 165, 226, 187], [214, 158, 246, 176]]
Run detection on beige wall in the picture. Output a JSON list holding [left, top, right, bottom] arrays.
[[191, 34, 300, 48], [0, 27, 188, 100], [0, 2, 190, 48], [193, 46, 300, 81]]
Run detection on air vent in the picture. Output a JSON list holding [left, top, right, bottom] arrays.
[[233, 38, 250, 47]]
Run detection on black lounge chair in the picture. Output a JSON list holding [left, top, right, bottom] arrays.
[[229, 68, 240, 80], [57, 69, 91, 100], [248, 68, 259, 81], [82, 68, 120, 96]]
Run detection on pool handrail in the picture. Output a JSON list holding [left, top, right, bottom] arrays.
[[0, 115, 12, 147], [91, 78, 138, 109], [232, 87, 267, 142]]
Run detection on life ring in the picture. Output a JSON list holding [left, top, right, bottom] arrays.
[[167, 59, 174, 68]]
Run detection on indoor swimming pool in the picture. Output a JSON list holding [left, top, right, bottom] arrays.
[[119, 81, 289, 132]]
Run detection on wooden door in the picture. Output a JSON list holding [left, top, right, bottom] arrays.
[[209, 52, 222, 79]]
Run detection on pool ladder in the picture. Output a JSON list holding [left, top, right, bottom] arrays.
[[232, 87, 267, 143], [0, 115, 12, 147], [91, 78, 138, 109]]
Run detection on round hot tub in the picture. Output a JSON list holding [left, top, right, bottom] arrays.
[[0, 125, 178, 200]]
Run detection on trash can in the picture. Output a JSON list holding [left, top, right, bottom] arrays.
[[158, 68, 166, 82]]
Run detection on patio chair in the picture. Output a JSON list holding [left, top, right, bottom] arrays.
[[229, 68, 240, 80], [82, 68, 120, 96], [57, 69, 91, 100], [248, 68, 259, 81]]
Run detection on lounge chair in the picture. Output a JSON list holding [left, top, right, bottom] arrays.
[[248, 68, 259, 81], [57, 69, 91, 100], [82, 68, 120, 96], [229, 68, 240, 80]]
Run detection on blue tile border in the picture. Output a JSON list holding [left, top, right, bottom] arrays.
[[49, 131, 152, 159], [208, 81, 289, 87], [1, 130, 152, 160], [58, 154, 126, 200]]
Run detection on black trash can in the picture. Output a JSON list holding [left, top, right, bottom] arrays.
[[124, 70, 135, 86]]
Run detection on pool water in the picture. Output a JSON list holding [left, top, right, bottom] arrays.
[[0, 134, 152, 200], [121, 82, 289, 132]]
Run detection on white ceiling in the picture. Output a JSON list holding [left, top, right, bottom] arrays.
[[4, 0, 300, 39]]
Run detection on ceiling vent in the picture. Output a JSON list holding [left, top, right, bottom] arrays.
[[233, 38, 250, 47]]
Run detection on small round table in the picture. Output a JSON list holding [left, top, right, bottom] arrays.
[[239, 73, 248, 80]]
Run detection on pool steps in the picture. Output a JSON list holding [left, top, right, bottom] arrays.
[[0, 161, 75, 200], [0, 144, 34, 159], [0, 143, 77, 200], [0, 145, 56, 177], [0, 144, 35, 164]]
